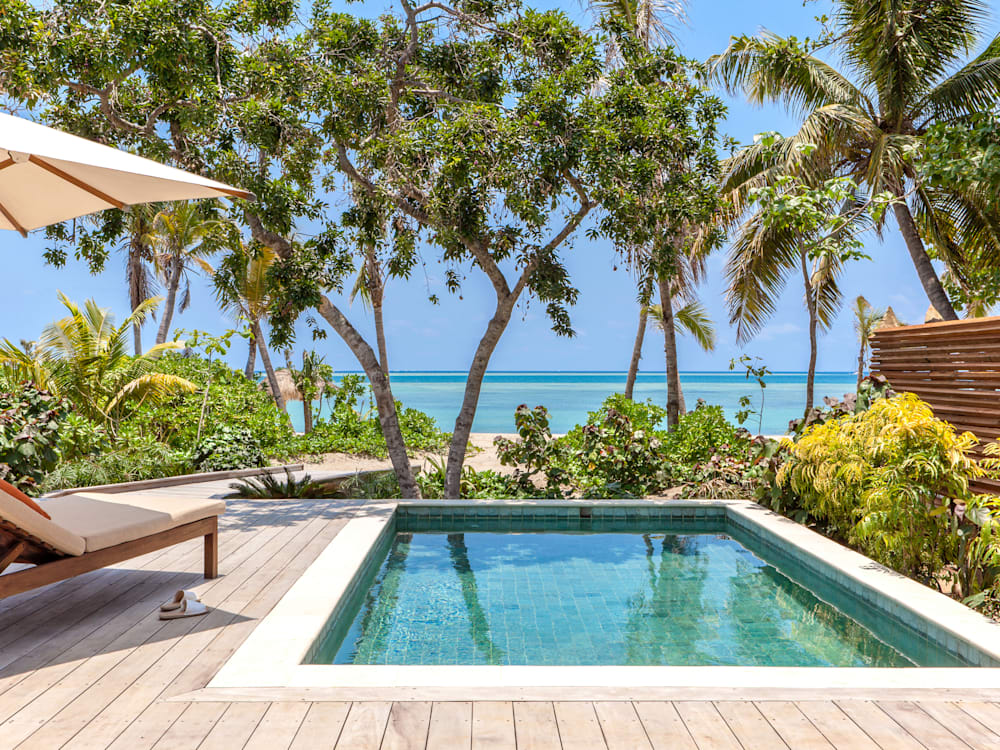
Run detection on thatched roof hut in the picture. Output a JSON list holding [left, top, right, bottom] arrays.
[[925, 304, 944, 323], [261, 368, 335, 402], [878, 306, 903, 329]]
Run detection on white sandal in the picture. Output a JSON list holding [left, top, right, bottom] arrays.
[[160, 590, 200, 612], [159, 598, 208, 620]]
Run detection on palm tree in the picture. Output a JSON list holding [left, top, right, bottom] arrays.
[[118, 205, 159, 356], [585, 0, 703, 428], [709, 0, 1000, 321], [149, 201, 224, 345], [646, 299, 716, 412], [214, 244, 287, 413], [852, 295, 885, 390], [0, 293, 196, 429]]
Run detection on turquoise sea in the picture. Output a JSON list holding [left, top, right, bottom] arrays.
[[286, 371, 858, 436]]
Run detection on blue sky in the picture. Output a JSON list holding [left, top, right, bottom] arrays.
[[3, 0, 996, 373]]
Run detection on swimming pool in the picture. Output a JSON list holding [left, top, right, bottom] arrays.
[[211, 500, 1000, 696], [308, 513, 963, 668]]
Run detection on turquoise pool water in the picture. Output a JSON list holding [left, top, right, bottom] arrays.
[[311, 518, 965, 667]]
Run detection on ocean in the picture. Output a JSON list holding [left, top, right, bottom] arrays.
[[284, 371, 859, 436]]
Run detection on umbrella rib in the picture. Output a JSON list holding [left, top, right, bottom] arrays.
[[29, 155, 126, 209], [0, 158, 14, 170], [0, 198, 27, 237]]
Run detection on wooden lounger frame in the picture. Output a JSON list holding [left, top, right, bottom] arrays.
[[0, 516, 218, 599]]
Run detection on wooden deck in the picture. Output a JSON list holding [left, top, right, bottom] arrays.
[[2, 478, 1000, 748]]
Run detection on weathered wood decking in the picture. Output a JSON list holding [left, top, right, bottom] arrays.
[[2, 477, 1000, 748]]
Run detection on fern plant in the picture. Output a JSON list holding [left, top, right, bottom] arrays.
[[229, 468, 327, 499]]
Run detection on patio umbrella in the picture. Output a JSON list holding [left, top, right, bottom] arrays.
[[0, 112, 252, 236]]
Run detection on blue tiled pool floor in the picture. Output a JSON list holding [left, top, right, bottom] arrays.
[[312, 529, 923, 667]]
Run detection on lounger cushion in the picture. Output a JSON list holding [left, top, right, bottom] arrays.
[[0, 479, 51, 519], [0, 489, 86, 556], [40, 493, 226, 553]]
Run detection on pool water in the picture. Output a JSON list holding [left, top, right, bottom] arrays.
[[311, 526, 951, 667]]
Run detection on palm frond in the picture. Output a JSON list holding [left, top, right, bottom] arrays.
[[708, 31, 869, 115], [673, 300, 716, 351], [918, 34, 1000, 124]]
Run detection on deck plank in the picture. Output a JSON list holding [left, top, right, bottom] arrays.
[[471, 701, 515, 750], [714, 701, 787, 749], [512, 702, 560, 750], [11, 514, 325, 749], [336, 702, 393, 749], [793, 701, 880, 749], [632, 702, 695, 750], [381, 702, 432, 750], [672, 702, 741, 750], [197, 702, 269, 750], [103, 700, 188, 750], [244, 701, 312, 750], [834, 701, 929, 750], [876, 701, 971, 750], [955, 702, 1000, 736], [552, 702, 607, 750], [917, 702, 1000, 750], [289, 702, 353, 750], [146, 702, 228, 750], [426, 701, 472, 750], [593, 702, 652, 750]]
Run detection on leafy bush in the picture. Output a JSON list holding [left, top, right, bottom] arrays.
[[787, 374, 894, 437], [778, 393, 980, 579], [192, 425, 265, 473], [58, 413, 110, 462], [130, 354, 292, 453], [418, 457, 527, 499], [277, 374, 450, 458], [40, 435, 193, 492], [229, 468, 326, 498], [0, 384, 66, 494], [495, 405, 568, 497]]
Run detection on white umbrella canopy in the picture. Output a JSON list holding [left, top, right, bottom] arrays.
[[0, 112, 253, 236]]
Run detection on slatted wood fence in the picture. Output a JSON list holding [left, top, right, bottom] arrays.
[[871, 315, 1000, 495]]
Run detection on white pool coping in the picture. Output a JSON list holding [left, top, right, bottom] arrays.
[[210, 498, 1000, 694]]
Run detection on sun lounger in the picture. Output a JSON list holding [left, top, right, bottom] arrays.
[[0, 483, 224, 598]]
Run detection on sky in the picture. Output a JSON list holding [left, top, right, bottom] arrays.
[[2, 0, 997, 374]]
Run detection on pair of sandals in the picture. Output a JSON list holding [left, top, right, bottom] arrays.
[[159, 590, 209, 620]]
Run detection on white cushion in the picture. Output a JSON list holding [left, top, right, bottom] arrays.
[[40, 492, 226, 553], [0, 488, 86, 556]]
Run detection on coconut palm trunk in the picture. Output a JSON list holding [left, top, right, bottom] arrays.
[[155, 255, 181, 345], [126, 241, 147, 356], [244, 331, 257, 379], [624, 305, 647, 400], [800, 249, 818, 416], [657, 275, 682, 429], [890, 192, 957, 321], [366, 251, 390, 379], [252, 319, 287, 413]]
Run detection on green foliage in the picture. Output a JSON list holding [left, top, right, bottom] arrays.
[[0, 384, 66, 495], [418, 458, 528, 500], [0, 294, 196, 430], [495, 405, 569, 498], [277, 375, 449, 458], [131, 354, 291, 453], [229, 468, 326, 499], [40, 435, 193, 493], [192, 426, 264, 473], [662, 402, 746, 466], [779, 393, 980, 579], [788, 374, 894, 436], [729, 355, 770, 432], [58, 413, 110, 462]]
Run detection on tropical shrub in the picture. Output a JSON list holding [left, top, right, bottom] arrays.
[[133, 354, 292, 453], [229, 468, 327, 499], [40, 435, 193, 492], [0, 384, 66, 495], [277, 374, 449, 458], [778, 393, 980, 580], [58, 413, 110, 462], [192, 426, 265, 473], [787, 374, 894, 437], [495, 405, 568, 497], [0, 294, 196, 429], [418, 458, 526, 500]]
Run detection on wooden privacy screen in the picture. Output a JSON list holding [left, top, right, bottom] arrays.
[[870, 315, 1000, 496]]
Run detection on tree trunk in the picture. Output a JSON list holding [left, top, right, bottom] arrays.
[[315, 296, 421, 499], [367, 253, 390, 380], [132, 324, 142, 357], [657, 276, 681, 430], [253, 319, 287, 414], [624, 305, 647, 400], [857, 341, 866, 392], [302, 352, 314, 435], [891, 191, 957, 321], [127, 225, 149, 356], [444, 300, 516, 499], [155, 255, 181, 345], [800, 250, 818, 417], [244, 331, 257, 380]]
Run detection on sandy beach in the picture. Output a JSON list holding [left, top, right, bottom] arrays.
[[302, 432, 516, 475]]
